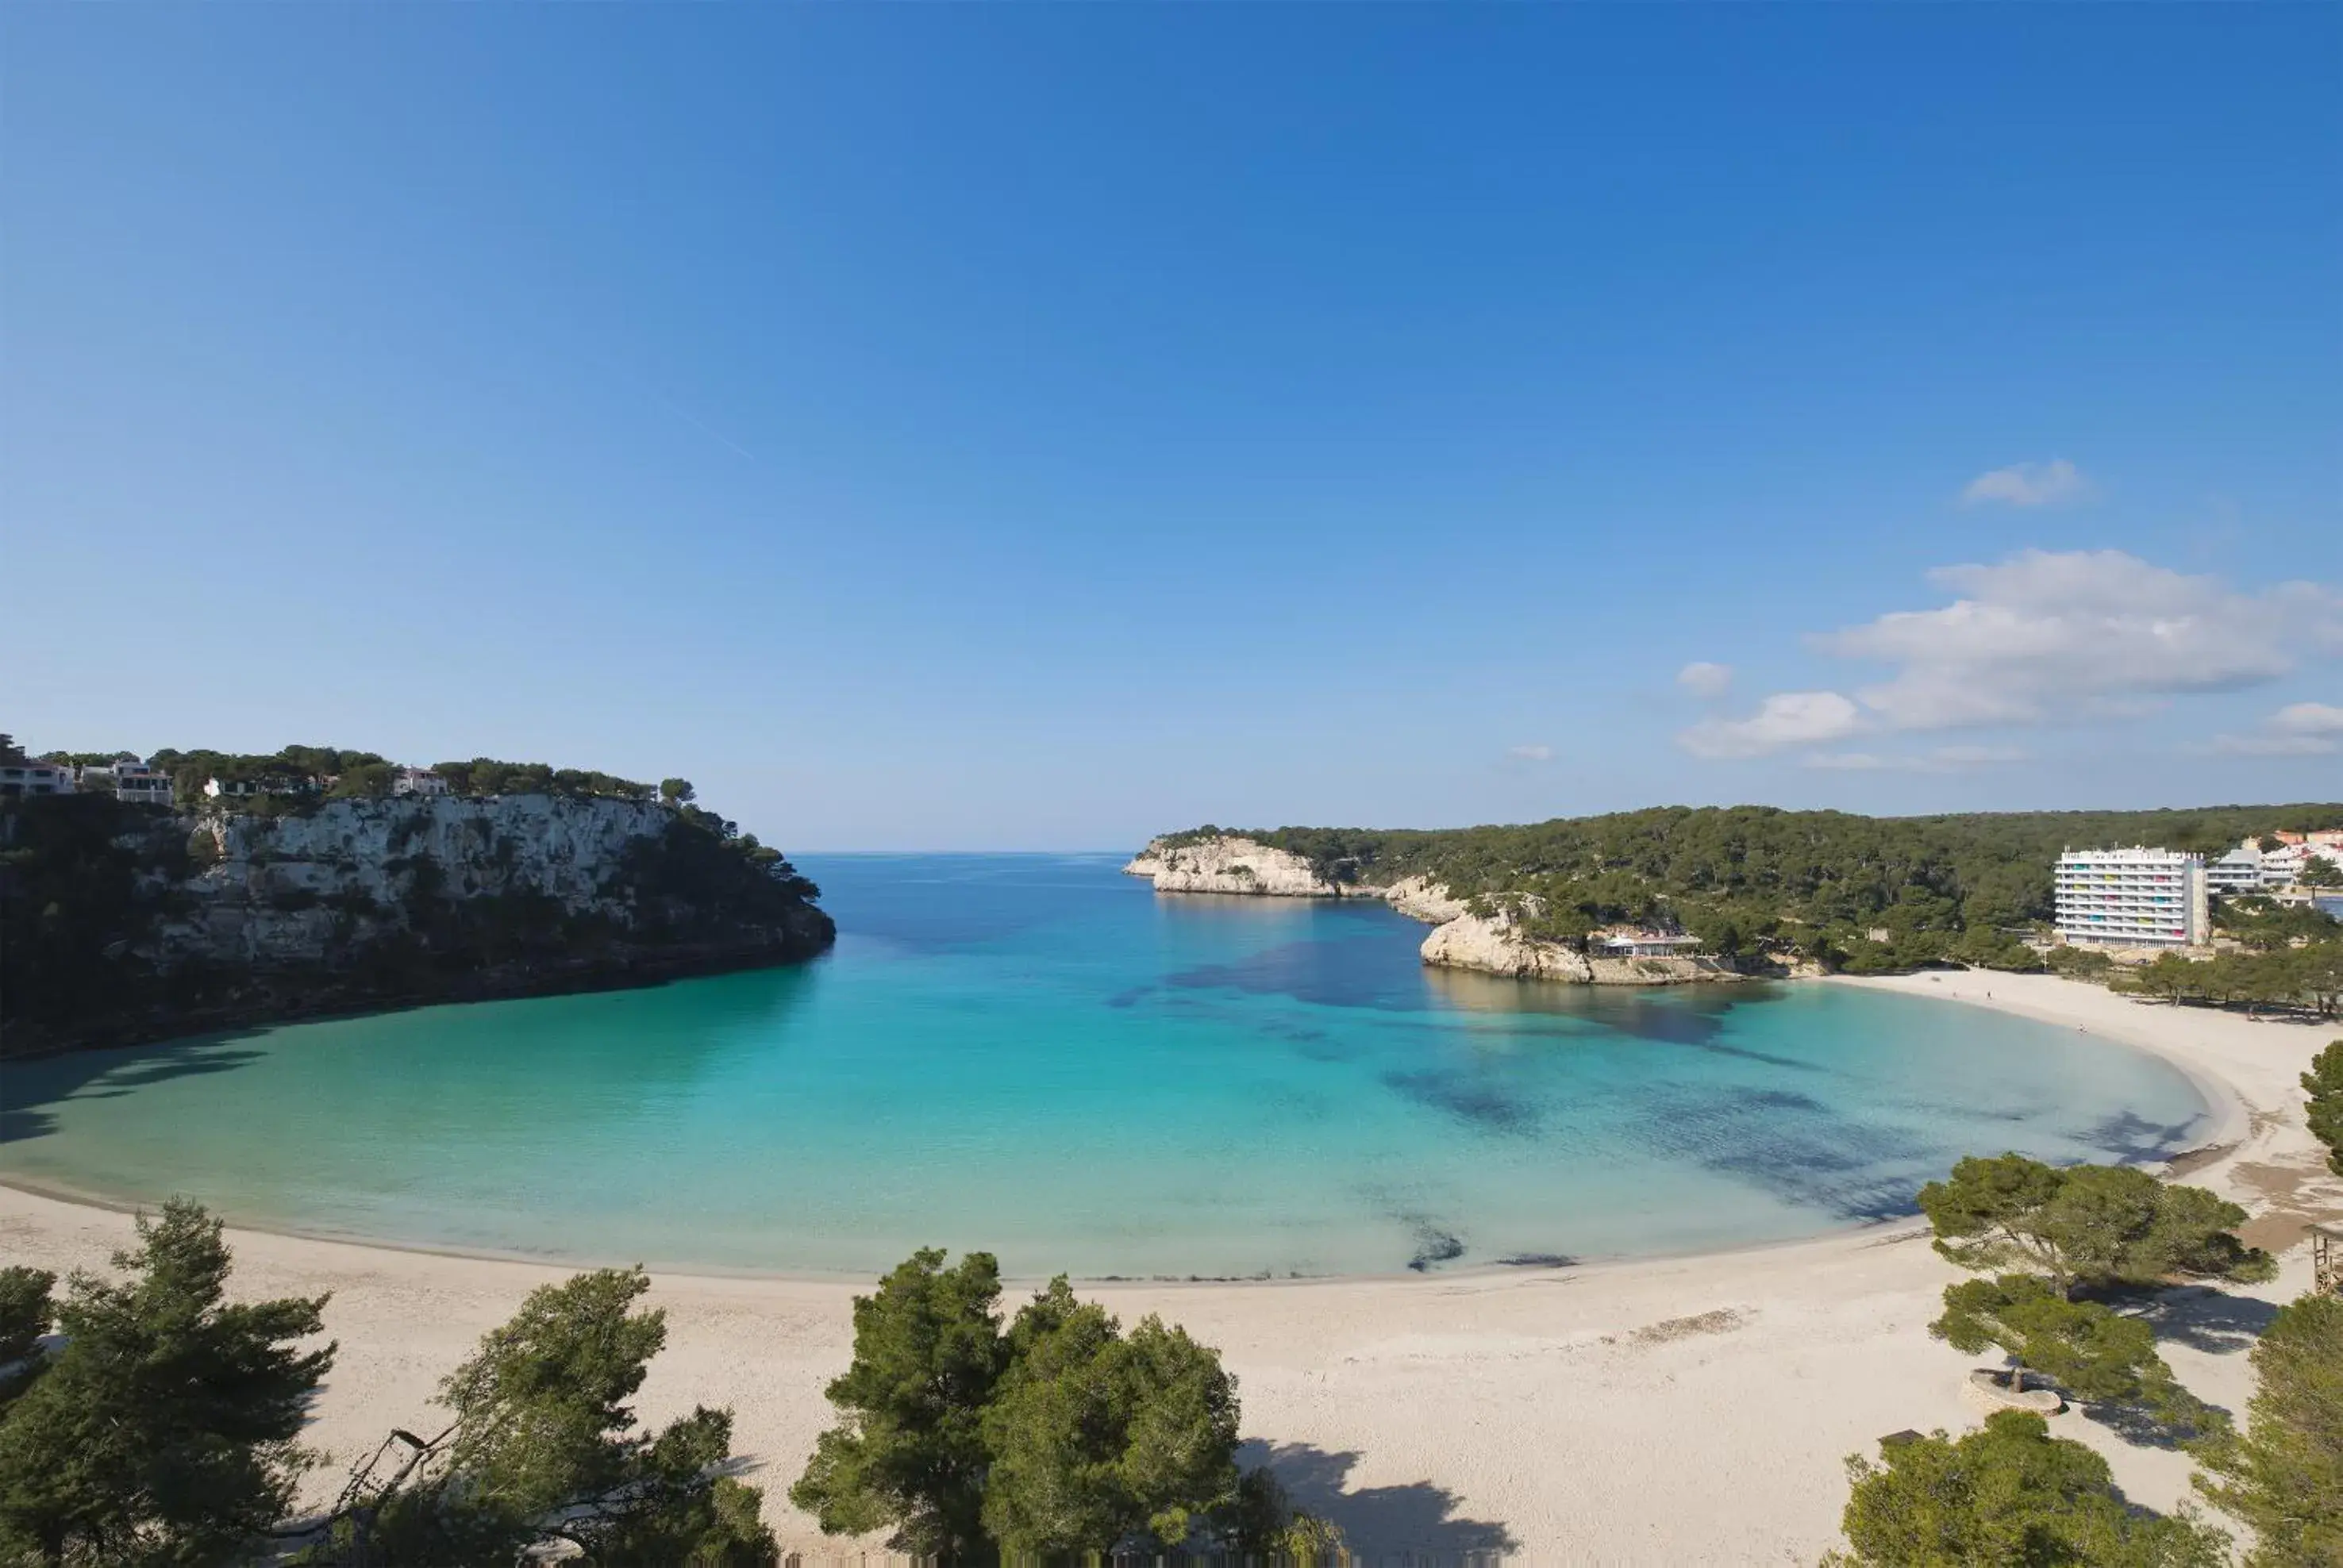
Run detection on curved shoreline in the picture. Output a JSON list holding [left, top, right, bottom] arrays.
[[2, 974, 2334, 1562], [0, 1163, 1938, 1289], [1, 976, 2216, 1286], [1825, 973, 2253, 1151]]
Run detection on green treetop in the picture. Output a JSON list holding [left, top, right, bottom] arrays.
[[0, 1265, 52, 1378], [979, 1279, 1241, 1556], [0, 1201, 334, 1566], [1829, 1411, 2226, 1567], [791, 1250, 1307, 1564], [1933, 1274, 2198, 1424], [323, 1266, 774, 1565], [1916, 1154, 2272, 1301], [788, 1248, 1007, 1560], [2305, 1040, 2343, 1178]]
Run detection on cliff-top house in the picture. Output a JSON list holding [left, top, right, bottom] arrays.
[[79, 759, 174, 805], [203, 772, 321, 800], [0, 760, 75, 797], [391, 766, 450, 797]]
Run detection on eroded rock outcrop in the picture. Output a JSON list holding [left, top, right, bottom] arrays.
[[1126, 832, 1737, 987], [1383, 874, 1470, 924], [1418, 908, 1595, 982], [158, 795, 718, 965]]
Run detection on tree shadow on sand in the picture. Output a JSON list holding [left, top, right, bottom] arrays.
[[2123, 1283, 2281, 1356], [2056, 1283, 2279, 1452], [1241, 1440, 1517, 1560], [2077, 1391, 2233, 1453]]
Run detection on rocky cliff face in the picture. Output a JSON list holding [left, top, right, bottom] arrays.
[[157, 796, 726, 965], [1125, 832, 1734, 988], [2, 794, 834, 1055], [1418, 908, 1595, 982], [1415, 901, 1734, 986], [1382, 874, 1471, 925], [1122, 836, 1357, 898]]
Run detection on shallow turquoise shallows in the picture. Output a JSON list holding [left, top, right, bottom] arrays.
[[2, 854, 2210, 1278]]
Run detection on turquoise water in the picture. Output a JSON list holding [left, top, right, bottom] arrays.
[[2, 854, 2210, 1278]]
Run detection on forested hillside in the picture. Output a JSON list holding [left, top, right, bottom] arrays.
[[1162, 804, 2343, 968]]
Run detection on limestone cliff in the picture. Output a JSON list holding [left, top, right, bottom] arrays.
[[1122, 835, 1357, 898], [1382, 874, 1471, 924], [2, 794, 834, 1055], [1417, 908, 1595, 982], [1123, 834, 1449, 909], [1125, 832, 1734, 987]]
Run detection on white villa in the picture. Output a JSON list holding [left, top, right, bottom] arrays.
[[2259, 840, 2342, 889], [2204, 843, 2267, 895], [391, 766, 451, 797], [2053, 847, 2208, 948], [0, 761, 75, 797], [80, 759, 174, 805], [203, 774, 319, 800]]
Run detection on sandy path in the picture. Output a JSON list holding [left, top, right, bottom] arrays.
[[3, 974, 2336, 1563]]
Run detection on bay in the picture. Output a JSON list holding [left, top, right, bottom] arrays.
[[0, 853, 2210, 1277]]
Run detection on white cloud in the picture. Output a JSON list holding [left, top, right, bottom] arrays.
[[1676, 661, 1734, 699], [1674, 548, 2340, 762], [2274, 701, 2343, 736], [2211, 701, 2343, 757], [1506, 744, 1554, 763], [1812, 550, 2340, 732], [1679, 691, 1863, 759], [1801, 744, 2029, 773], [1961, 459, 2093, 508]]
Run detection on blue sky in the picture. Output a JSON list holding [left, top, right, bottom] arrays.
[[6, 6, 2337, 849]]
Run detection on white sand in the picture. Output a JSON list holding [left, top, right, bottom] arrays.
[[3, 974, 2337, 1563]]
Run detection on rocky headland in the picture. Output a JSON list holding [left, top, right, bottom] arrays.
[[1124, 832, 1731, 986], [1, 793, 835, 1055]]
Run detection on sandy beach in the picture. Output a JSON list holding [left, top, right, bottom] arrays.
[[3, 972, 2337, 1563]]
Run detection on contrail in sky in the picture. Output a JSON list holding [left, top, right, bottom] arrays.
[[644, 385, 764, 465]]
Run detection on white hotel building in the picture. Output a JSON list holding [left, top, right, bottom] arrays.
[[2053, 847, 2209, 948]]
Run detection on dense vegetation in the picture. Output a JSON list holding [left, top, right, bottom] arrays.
[[1831, 1411, 2227, 1567], [2107, 944, 2343, 1019], [2308, 1042, 2343, 1178], [1166, 802, 2343, 978], [19, 732, 679, 811], [124, 745, 662, 809], [790, 1249, 1339, 1564]]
